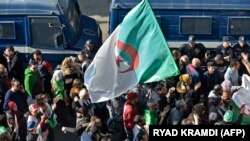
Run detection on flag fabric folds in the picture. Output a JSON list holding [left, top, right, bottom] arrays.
[[230, 74, 250, 124], [84, 0, 179, 103]]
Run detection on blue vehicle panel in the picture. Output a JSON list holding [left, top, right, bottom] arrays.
[[110, 0, 250, 48], [0, 0, 102, 67]]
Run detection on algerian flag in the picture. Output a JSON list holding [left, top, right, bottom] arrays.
[[230, 74, 250, 124], [84, 0, 180, 103]]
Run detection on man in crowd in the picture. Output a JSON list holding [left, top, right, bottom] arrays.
[[123, 92, 139, 141], [224, 59, 240, 86], [24, 59, 42, 104], [232, 36, 250, 76], [33, 50, 53, 100], [3, 79, 27, 141], [179, 35, 206, 62], [3, 46, 24, 83], [83, 40, 97, 60], [215, 37, 232, 64]]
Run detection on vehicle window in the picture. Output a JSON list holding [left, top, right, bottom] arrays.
[[180, 17, 212, 34], [228, 17, 250, 35], [29, 17, 62, 49], [0, 22, 15, 39], [59, 0, 70, 16], [68, 3, 80, 32]]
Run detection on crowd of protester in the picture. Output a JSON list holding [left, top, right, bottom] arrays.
[[0, 36, 250, 141]]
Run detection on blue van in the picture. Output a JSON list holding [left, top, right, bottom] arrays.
[[0, 0, 102, 66], [109, 0, 250, 48]]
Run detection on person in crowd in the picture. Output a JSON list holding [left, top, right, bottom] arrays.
[[219, 80, 241, 105], [202, 61, 220, 97], [179, 55, 190, 74], [70, 78, 84, 99], [186, 58, 202, 92], [176, 74, 192, 96], [232, 36, 250, 75], [3, 79, 27, 115], [71, 88, 92, 136], [0, 126, 12, 141], [168, 100, 187, 125], [62, 88, 93, 136], [208, 98, 225, 124], [215, 36, 232, 64], [83, 39, 97, 60], [224, 59, 240, 86], [182, 103, 206, 125], [133, 115, 148, 141], [80, 116, 110, 141], [186, 58, 203, 103], [208, 84, 223, 99], [144, 99, 170, 131], [0, 50, 7, 68], [128, 87, 147, 115], [172, 50, 181, 68], [123, 92, 139, 141], [144, 82, 160, 103], [33, 50, 53, 100], [215, 109, 243, 125], [157, 83, 175, 111], [5, 101, 20, 141], [74, 50, 91, 77], [51, 70, 68, 126], [3, 46, 24, 83], [36, 94, 57, 141], [106, 96, 126, 141], [204, 50, 216, 64], [232, 36, 250, 59], [3, 79, 27, 141], [92, 101, 109, 134], [0, 64, 9, 114], [61, 57, 79, 111], [62, 88, 94, 136], [26, 104, 41, 141], [179, 35, 206, 62], [24, 59, 42, 104], [214, 54, 227, 83]]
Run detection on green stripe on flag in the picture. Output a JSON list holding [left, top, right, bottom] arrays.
[[117, 0, 180, 83], [229, 100, 250, 125]]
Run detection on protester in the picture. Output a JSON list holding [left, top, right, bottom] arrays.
[[3, 46, 24, 83], [24, 59, 42, 104]]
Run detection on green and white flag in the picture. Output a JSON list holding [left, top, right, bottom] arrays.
[[84, 0, 180, 103], [230, 74, 250, 124]]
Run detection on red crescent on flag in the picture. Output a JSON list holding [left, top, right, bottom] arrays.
[[240, 104, 250, 116], [115, 40, 139, 73]]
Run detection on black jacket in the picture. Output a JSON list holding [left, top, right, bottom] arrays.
[[7, 51, 24, 83]]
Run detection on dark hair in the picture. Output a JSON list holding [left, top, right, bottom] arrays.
[[32, 49, 42, 56], [5, 45, 14, 52], [230, 59, 239, 67], [11, 78, 20, 86], [193, 103, 205, 116], [35, 93, 47, 106], [155, 82, 164, 91], [188, 35, 195, 42], [29, 58, 37, 66], [207, 61, 215, 68], [85, 39, 94, 46], [214, 84, 222, 95]]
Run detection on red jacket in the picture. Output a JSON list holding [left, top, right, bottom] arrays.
[[123, 101, 137, 129]]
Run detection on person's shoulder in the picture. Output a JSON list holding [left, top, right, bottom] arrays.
[[179, 43, 189, 49], [196, 42, 206, 49]]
